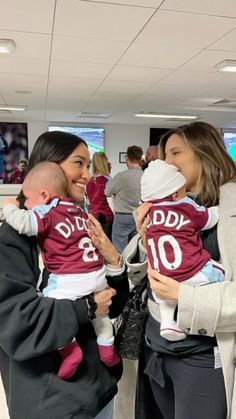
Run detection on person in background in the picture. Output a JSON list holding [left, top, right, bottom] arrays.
[[8, 159, 27, 184], [3, 161, 120, 381], [0, 131, 128, 419], [0, 133, 8, 182], [124, 121, 236, 419], [86, 152, 114, 240], [142, 145, 159, 171], [105, 145, 143, 253]]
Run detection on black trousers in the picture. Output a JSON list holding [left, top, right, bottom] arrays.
[[145, 350, 227, 419], [135, 346, 163, 419]]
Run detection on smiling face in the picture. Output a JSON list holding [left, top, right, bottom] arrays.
[[164, 133, 202, 193], [59, 143, 91, 202], [18, 161, 27, 172]]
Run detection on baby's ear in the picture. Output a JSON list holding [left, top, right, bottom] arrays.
[[172, 191, 179, 201], [42, 189, 50, 203]]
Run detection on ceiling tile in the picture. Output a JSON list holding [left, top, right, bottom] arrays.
[[52, 36, 128, 64], [107, 65, 171, 83], [158, 70, 223, 87], [50, 60, 112, 79], [161, 0, 236, 18], [210, 29, 236, 52], [120, 42, 200, 68], [46, 97, 86, 112], [1, 92, 46, 107], [0, 0, 55, 33], [0, 74, 48, 93], [0, 56, 49, 76], [132, 82, 200, 103], [48, 76, 102, 99], [54, 0, 154, 41], [85, 0, 162, 6], [136, 10, 236, 48]]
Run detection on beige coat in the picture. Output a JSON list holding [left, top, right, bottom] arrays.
[[178, 182, 236, 419]]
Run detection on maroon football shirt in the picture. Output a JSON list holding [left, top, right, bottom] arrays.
[[146, 197, 212, 282], [33, 198, 104, 275]]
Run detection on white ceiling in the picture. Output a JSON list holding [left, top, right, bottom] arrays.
[[1, 0, 236, 128]]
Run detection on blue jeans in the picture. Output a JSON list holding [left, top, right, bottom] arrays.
[[0, 155, 3, 178], [95, 399, 114, 419], [112, 213, 137, 253]]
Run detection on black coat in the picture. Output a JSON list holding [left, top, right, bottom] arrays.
[[0, 222, 128, 419]]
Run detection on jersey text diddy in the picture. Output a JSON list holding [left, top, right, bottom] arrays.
[[35, 198, 103, 275], [146, 199, 211, 282]]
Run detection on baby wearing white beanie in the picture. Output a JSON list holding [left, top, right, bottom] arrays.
[[141, 159, 186, 202], [140, 160, 222, 342], [141, 160, 188, 341]]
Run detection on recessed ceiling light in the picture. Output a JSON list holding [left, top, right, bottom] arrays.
[[134, 112, 197, 120], [215, 60, 236, 73], [0, 105, 27, 111], [0, 39, 16, 54]]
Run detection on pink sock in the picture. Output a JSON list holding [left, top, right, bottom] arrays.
[[98, 344, 121, 367], [57, 341, 83, 380]]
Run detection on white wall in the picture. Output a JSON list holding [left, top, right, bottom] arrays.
[[0, 121, 150, 207], [104, 124, 149, 175]]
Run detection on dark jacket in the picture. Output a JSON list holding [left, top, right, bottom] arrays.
[[0, 222, 128, 419]]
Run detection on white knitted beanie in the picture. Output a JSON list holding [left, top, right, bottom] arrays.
[[141, 160, 186, 201]]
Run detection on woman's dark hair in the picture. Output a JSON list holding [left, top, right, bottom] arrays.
[[18, 131, 87, 204], [27, 131, 87, 173]]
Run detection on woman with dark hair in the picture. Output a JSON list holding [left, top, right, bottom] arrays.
[[125, 122, 236, 419], [86, 152, 114, 240], [0, 131, 128, 419]]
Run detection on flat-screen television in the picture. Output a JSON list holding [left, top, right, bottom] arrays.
[[48, 126, 105, 157], [0, 122, 28, 184], [150, 128, 170, 146], [222, 130, 236, 161]]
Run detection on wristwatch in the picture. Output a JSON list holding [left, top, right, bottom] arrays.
[[87, 293, 98, 320]]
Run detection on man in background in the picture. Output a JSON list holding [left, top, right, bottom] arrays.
[[105, 145, 143, 253], [142, 145, 159, 171], [8, 159, 27, 184]]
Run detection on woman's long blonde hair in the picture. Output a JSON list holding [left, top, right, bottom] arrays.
[[159, 121, 236, 206], [92, 152, 110, 176]]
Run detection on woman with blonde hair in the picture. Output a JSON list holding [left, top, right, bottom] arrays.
[[87, 151, 114, 240]]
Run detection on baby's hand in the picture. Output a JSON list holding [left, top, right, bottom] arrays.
[[3, 197, 19, 207]]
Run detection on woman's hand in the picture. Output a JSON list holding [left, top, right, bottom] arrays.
[[87, 214, 120, 266], [135, 202, 152, 247], [94, 287, 117, 315], [148, 265, 180, 301]]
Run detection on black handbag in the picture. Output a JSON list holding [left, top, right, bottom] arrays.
[[114, 280, 148, 360]]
